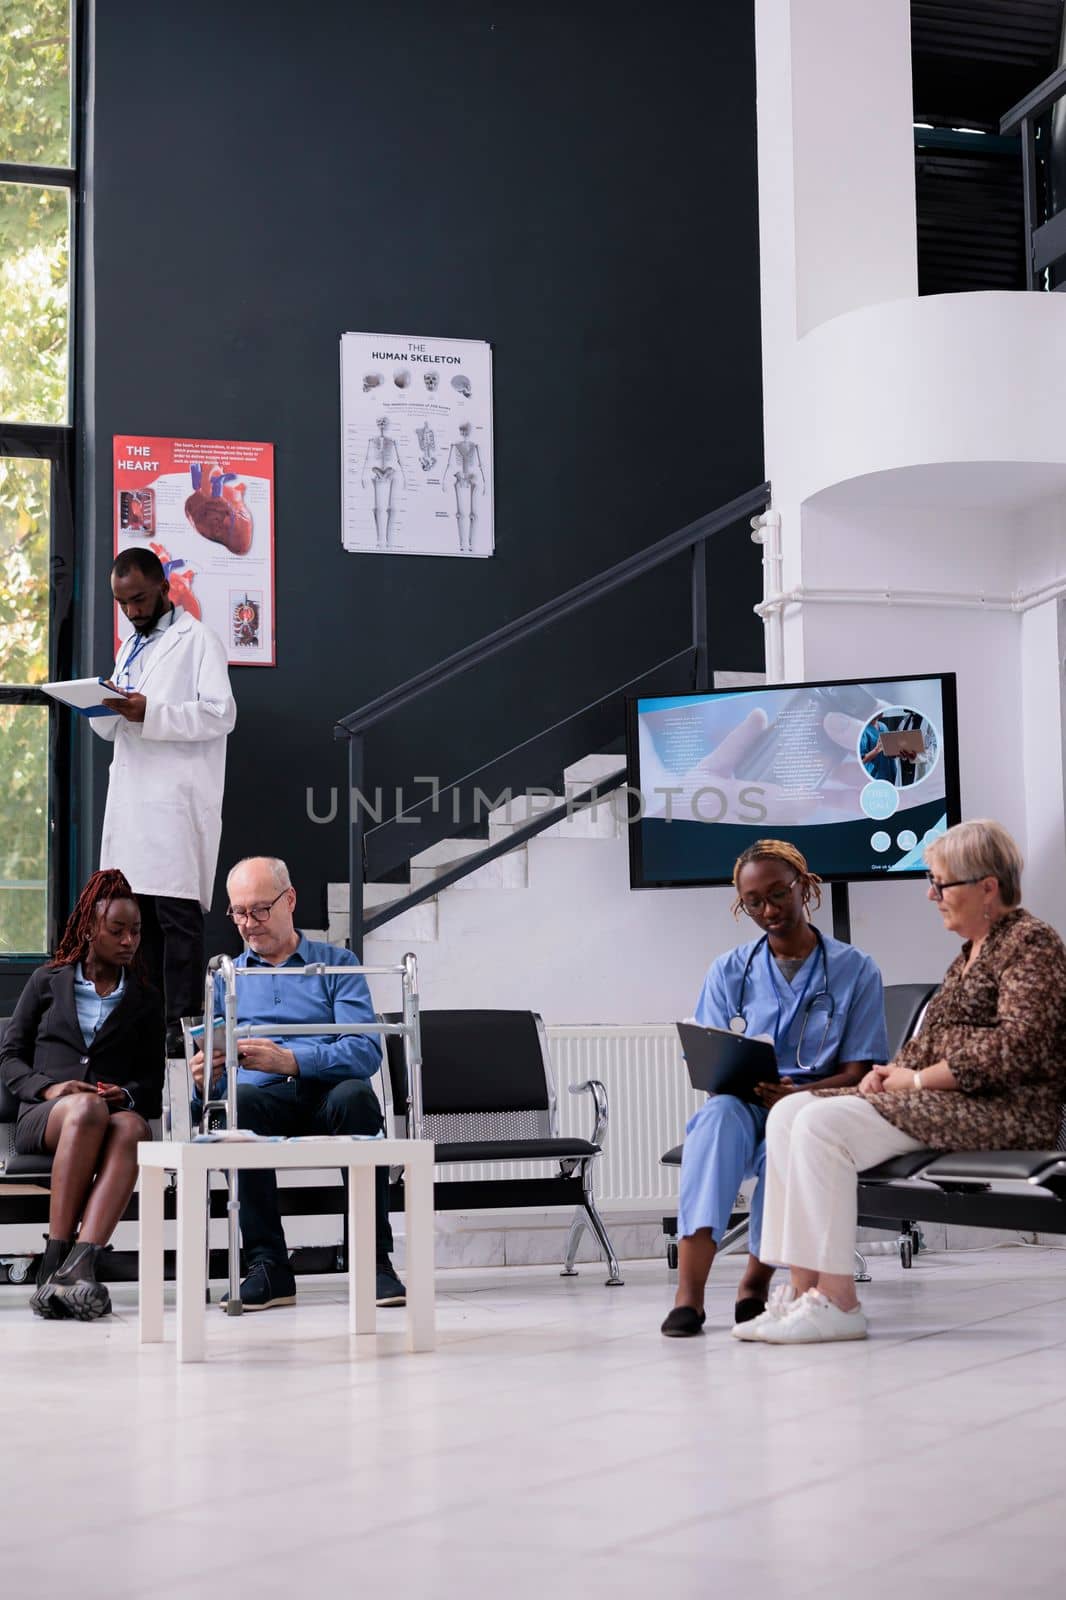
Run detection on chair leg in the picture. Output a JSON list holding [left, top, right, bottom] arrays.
[[560, 1211, 585, 1277], [854, 1247, 871, 1284], [576, 1166, 623, 1286]]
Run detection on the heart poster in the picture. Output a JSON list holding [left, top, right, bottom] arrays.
[[113, 435, 276, 666]]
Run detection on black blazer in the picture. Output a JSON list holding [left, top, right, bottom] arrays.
[[0, 963, 165, 1120]]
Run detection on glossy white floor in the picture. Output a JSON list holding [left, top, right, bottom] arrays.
[[1, 1247, 1064, 1599]]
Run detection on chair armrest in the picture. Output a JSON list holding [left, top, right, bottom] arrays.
[[569, 1078, 609, 1149]]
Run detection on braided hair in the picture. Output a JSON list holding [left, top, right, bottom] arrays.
[[731, 839, 823, 919], [50, 869, 143, 971]]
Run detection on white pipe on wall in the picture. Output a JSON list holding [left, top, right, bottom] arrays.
[[750, 511, 784, 680], [754, 576, 1066, 619]]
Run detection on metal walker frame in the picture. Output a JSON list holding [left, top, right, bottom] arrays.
[[192, 951, 422, 1315]]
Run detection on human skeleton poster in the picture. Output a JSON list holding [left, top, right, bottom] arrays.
[[340, 332, 494, 558]]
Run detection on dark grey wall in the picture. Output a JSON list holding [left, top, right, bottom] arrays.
[[85, 0, 764, 950]]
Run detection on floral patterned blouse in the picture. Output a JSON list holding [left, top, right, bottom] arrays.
[[815, 909, 1066, 1150]]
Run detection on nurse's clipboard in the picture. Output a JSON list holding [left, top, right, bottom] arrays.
[[675, 1022, 779, 1105]]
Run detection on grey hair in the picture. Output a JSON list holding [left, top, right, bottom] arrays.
[[226, 856, 292, 894], [925, 820, 1023, 908]]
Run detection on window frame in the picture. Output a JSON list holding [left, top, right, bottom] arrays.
[[0, 3, 81, 971]]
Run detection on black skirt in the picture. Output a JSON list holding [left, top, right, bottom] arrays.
[[14, 1098, 59, 1154], [14, 1097, 152, 1154]]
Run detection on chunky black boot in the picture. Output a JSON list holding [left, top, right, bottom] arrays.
[[30, 1236, 73, 1320], [49, 1242, 112, 1321]]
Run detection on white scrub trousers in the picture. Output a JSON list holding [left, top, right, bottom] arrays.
[[761, 1091, 925, 1276]]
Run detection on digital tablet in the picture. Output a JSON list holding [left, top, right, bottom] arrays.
[[675, 1022, 779, 1104]]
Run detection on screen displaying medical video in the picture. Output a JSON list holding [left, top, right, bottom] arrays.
[[627, 674, 961, 888]]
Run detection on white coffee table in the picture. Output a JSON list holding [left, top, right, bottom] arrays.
[[137, 1137, 435, 1362]]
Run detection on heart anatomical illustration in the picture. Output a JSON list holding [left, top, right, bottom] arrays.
[[184, 462, 253, 555], [149, 541, 201, 620]]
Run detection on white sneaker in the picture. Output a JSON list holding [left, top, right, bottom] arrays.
[[756, 1289, 867, 1344], [732, 1283, 798, 1341]]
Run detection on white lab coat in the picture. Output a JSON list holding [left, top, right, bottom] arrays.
[[92, 608, 237, 910]]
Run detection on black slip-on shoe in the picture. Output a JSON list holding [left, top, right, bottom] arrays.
[[734, 1297, 768, 1325], [30, 1236, 73, 1320], [660, 1306, 706, 1338], [222, 1259, 297, 1312], [49, 1243, 112, 1321], [375, 1258, 406, 1307]]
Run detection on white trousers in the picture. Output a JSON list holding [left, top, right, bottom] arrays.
[[760, 1092, 925, 1276]]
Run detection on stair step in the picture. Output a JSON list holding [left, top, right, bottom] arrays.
[[486, 792, 565, 826], [327, 881, 417, 914], [563, 754, 627, 787], [410, 845, 528, 892], [488, 800, 618, 843], [329, 901, 438, 946], [409, 837, 491, 871]]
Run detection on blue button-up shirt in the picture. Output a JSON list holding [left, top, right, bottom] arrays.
[[73, 964, 126, 1048], [211, 933, 381, 1089]]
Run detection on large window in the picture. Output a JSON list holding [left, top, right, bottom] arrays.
[[0, 2, 76, 959]]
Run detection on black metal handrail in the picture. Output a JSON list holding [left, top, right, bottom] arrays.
[[336, 482, 770, 738], [1000, 66, 1066, 289], [335, 479, 772, 951], [1001, 65, 1066, 135]]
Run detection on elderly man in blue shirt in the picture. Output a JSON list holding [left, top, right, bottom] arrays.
[[191, 855, 404, 1311]]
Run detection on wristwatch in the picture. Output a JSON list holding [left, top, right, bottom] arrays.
[[913, 1070, 923, 1091]]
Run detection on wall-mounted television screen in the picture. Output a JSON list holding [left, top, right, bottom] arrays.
[[627, 673, 960, 888]]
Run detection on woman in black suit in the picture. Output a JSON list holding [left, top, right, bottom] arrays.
[[0, 869, 164, 1319]]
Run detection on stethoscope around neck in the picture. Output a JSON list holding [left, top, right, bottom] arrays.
[[728, 925, 835, 1070]]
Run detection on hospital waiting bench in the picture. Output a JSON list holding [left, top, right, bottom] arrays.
[[2, 1008, 621, 1288], [0, 1058, 342, 1285], [660, 982, 1066, 1269]]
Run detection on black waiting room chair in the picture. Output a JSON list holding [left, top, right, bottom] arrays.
[[383, 1009, 623, 1285]]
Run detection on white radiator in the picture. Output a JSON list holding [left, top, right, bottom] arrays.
[[433, 1025, 704, 1212]]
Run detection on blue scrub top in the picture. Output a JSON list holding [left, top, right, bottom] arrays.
[[860, 722, 895, 783], [693, 932, 888, 1081]]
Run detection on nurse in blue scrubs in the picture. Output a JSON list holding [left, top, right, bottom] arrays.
[[661, 840, 888, 1339]]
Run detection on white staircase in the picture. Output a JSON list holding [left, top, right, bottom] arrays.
[[319, 755, 625, 951]]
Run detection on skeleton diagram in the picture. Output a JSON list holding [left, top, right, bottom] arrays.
[[361, 418, 407, 548], [440, 421, 486, 552], [416, 423, 437, 472]]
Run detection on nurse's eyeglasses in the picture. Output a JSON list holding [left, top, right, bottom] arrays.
[[924, 871, 983, 900], [226, 889, 288, 924], [739, 878, 799, 916]]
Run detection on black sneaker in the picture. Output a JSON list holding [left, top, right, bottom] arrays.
[[222, 1259, 297, 1312], [49, 1243, 112, 1321], [376, 1257, 406, 1307]]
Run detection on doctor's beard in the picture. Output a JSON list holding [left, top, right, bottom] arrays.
[[132, 593, 172, 635]]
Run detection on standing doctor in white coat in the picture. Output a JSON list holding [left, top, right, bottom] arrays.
[[94, 548, 236, 1053]]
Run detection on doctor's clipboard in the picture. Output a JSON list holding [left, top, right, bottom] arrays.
[[675, 1022, 779, 1104]]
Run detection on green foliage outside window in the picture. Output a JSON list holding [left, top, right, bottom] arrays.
[[0, 1, 70, 954], [0, 456, 50, 954], [0, 0, 71, 166]]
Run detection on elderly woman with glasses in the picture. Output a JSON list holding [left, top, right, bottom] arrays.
[[662, 840, 889, 1338], [740, 819, 1066, 1345]]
